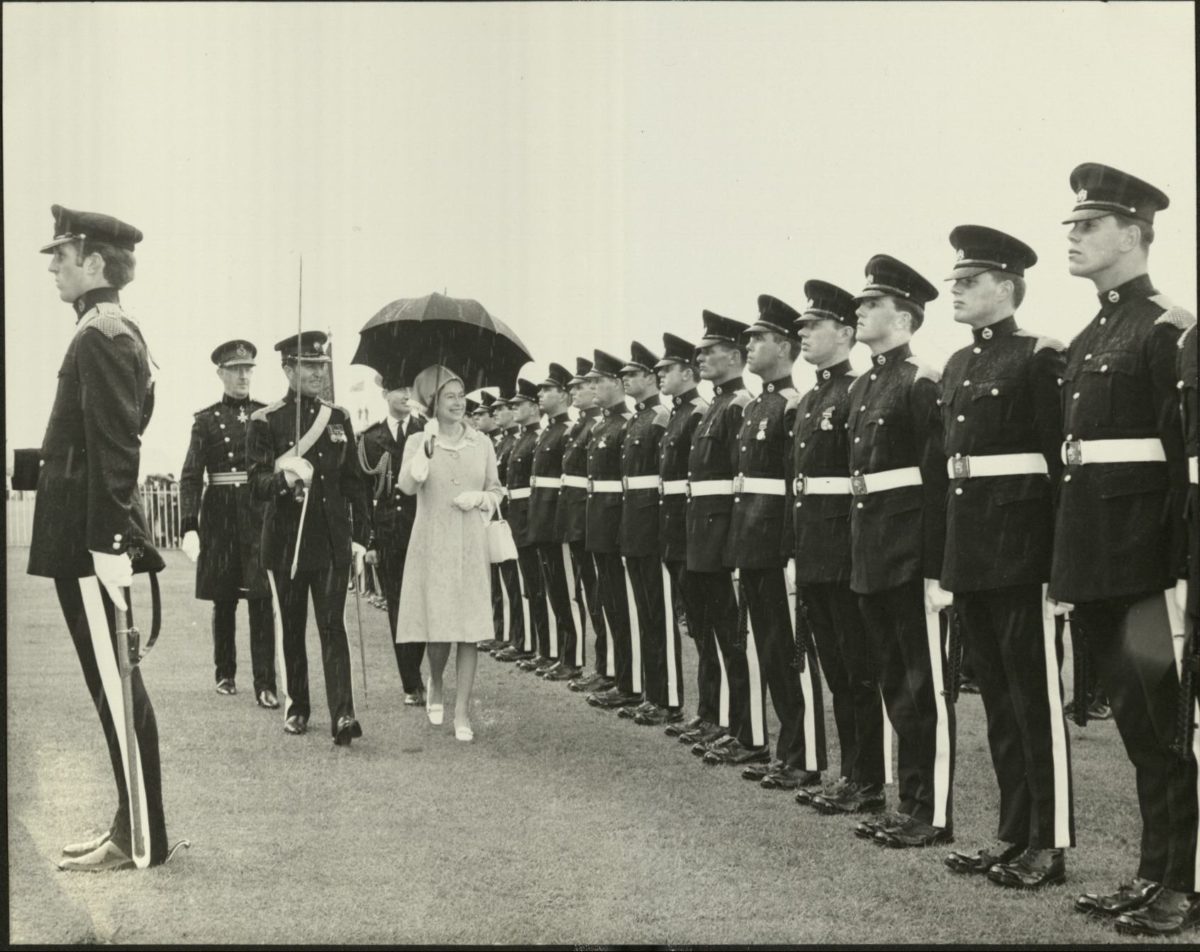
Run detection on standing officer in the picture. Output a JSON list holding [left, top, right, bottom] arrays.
[[656, 334, 709, 732], [1047, 164, 1198, 937], [848, 255, 955, 848], [531, 363, 584, 682], [471, 392, 508, 652], [788, 281, 885, 815], [491, 385, 529, 661], [180, 340, 278, 708], [246, 331, 368, 746], [936, 226, 1074, 887], [359, 374, 427, 705], [507, 379, 553, 671], [585, 350, 641, 710], [560, 358, 615, 694], [718, 295, 826, 792], [617, 342, 675, 725], [683, 311, 754, 757], [27, 205, 172, 870]]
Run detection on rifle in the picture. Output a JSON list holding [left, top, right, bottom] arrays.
[[1172, 617, 1199, 760], [943, 605, 963, 705]]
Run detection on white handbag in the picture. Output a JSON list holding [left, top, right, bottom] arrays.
[[486, 511, 518, 564]]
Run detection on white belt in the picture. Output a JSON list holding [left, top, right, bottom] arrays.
[[1061, 437, 1166, 466], [947, 452, 1048, 480], [1189, 456, 1198, 485], [562, 475, 588, 490], [208, 472, 246, 486], [623, 474, 661, 491], [589, 479, 622, 493], [660, 479, 688, 496], [509, 486, 531, 500], [792, 475, 852, 495], [849, 466, 922, 496], [688, 479, 733, 497], [531, 476, 561, 490], [732, 476, 786, 496]]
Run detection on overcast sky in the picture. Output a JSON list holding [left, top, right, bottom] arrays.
[[4, 1, 1195, 476]]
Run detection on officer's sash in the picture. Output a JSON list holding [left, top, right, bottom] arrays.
[[275, 403, 333, 466]]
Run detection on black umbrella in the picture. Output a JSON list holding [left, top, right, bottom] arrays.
[[351, 292, 532, 392]]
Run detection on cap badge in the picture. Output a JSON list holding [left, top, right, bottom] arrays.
[[866, 274, 874, 283], [981, 327, 993, 340], [820, 406, 835, 431], [821, 369, 831, 380], [1108, 290, 1120, 303], [1076, 188, 1088, 202], [806, 299, 814, 309], [955, 248, 965, 261], [235, 344, 250, 359]]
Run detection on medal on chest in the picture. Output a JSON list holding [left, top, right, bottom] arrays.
[[819, 406, 835, 431], [237, 407, 248, 424], [327, 423, 346, 443], [756, 420, 767, 441]]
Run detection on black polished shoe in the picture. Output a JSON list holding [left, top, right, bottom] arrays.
[[682, 722, 727, 746], [944, 841, 1024, 876], [589, 690, 642, 710], [543, 664, 582, 682], [957, 675, 980, 695], [987, 848, 1066, 890], [515, 655, 546, 671], [403, 688, 427, 706], [634, 706, 683, 727], [334, 716, 362, 747], [1074, 878, 1162, 918], [618, 700, 656, 720], [761, 767, 821, 791], [704, 740, 770, 766], [283, 714, 308, 735], [215, 678, 237, 696], [798, 775, 848, 806], [666, 715, 704, 738], [1087, 697, 1112, 721], [742, 759, 783, 781], [533, 657, 558, 673], [492, 646, 521, 662], [814, 781, 886, 815], [854, 811, 910, 841], [1114, 888, 1200, 938], [692, 731, 732, 757], [568, 672, 612, 692], [256, 689, 280, 709], [875, 817, 953, 849]]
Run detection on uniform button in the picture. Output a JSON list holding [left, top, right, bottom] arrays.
[[795, 501, 801, 508], [1084, 353, 1092, 360], [1063, 474, 1072, 482], [734, 497, 740, 503], [1099, 318, 1107, 325], [227, 452, 234, 458], [219, 423, 226, 429], [799, 442, 806, 448], [1101, 364, 1109, 372], [224, 436, 231, 443], [1066, 434, 1073, 440], [854, 437, 861, 443], [877, 417, 885, 425], [991, 388, 999, 396], [1072, 392, 1080, 400], [860, 405, 866, 411], [954, 487, 963, 495], [856, 502, 863, 509], [853, 470, 861, 476], [973, 347, 982, 355], [956, 414, 965, 422], [963, 379, 970, 386], [870, 374, 878, 381], [740, 446, 746, 452], [804, 413, 811, 419]]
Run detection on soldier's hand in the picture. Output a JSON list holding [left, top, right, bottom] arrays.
[[924, 578, 953, 614], [351, 542, 367, 576], [1174, 579, 1188, 617], [91, 551, 132, 612], [1048, 598, 1074, 617], [181, 530, 200, 563], [364, 549, 379, 565], [277, 456, 314, 488]]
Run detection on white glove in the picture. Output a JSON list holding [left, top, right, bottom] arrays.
[[351, 541, 366, 576], [407, 451, 430, 484], [452, 491, 485, 511], [422, 418, 440, 458], [924, 578, 953, 614], [181, 530, 200, 563], [784, 559, 796, 596], [1174, 579, 1188, 616], [365, 549, 379, 566], [1048, 598, 1074, 617], [277, 456, 314, 488], [91, 550, 132, 611]]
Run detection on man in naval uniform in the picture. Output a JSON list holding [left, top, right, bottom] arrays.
[[508, 379, 553, 671]]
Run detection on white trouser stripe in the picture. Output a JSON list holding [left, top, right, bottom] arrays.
[[623, 557, 642, 693], [518, 563, 533, 652], [740, 576, 765, 746], [80, 577, 151, 868], [787, 560, 819, 770], [268, 572, 291, 719], [882, 694, 894, 785], [341, 596, 357, 712], [561, 545, 584, 667], [925, 609, 952, 828], [498, 567, 511, 640], [546, 588, 559, 658], [1041, 585, 1071, 847], [1166, 586, 1186, 644], [662, 564, 679, 708], [715, 636, 730, 728]]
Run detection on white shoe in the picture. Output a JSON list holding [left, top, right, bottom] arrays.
[[455, 723, 474, 742], [426, 678, 444, 726], [57, 839, 134, 872]]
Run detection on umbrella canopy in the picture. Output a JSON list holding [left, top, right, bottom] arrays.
[[351, 293, 532, 392]]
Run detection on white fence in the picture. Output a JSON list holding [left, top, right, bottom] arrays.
[[6, 485, 183, 548]]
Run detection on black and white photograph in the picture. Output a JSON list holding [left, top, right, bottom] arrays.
[[3, 1, 1197, 944]]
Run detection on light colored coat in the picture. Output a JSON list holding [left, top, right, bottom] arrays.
[[395, 424, 503, 643]]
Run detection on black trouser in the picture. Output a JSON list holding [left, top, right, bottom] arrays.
[[490, 560, 525, 647], [569, 541, 606, 675], [625, 554, 668, 706], [958, 584, 1074, 849], [538, 542, 582, 667], [377, 542, 426, 694], [211, 598, 276, 694], [269, 565, 357, 735], [802, 581, 884, 787], [1075, 592, 1198, 891], [741, 568, 826, 770], [592, 551, 634, 694], [516, 544, 549, 656], [55, 577, 168, 865], [858, 579, 956, 829], [687, 569, 750, 743], [664, 561, 696, 715]]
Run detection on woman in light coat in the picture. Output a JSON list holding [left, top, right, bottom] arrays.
[[396, 365, 504, 741]]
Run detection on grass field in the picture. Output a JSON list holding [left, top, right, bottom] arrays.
[[4, 547, 1188, 945]]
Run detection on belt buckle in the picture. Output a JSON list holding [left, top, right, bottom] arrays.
[[850, 474, 868, 496], [685, 482, 692, 499], [621, 476, 629, 492], [1064, 440, 1083, 467], [732, 475, 745, 494], [793, 475, 806, 495], [951, 456, 971, 479], [657, 481, 665, 497], [587, 477, 595, 494], [530, 476, 537, 489]]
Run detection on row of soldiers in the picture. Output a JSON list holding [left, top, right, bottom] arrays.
[[464, 163, 1198, 938]]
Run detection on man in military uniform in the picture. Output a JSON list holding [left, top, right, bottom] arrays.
[[560, 358, 614, 694], [717, 295, 826, 792], [470, 392, 507, 652], [683, 311, 753, 757], [656, 334, 709, 733], [585, 350, 641, 709], [359, 375, 427, 705], [1047, 165, 1198, 936], [246, 331, 369, 746], [788, 281, 885, 816], [848, 255, 955, 848], [180, 340, 278, 708], [616, 341, 676, 726], [491, 385, 530, 661], [26, 205, 173, 870], [935, 227, 1074, 887], [530, 363, 584, 682]]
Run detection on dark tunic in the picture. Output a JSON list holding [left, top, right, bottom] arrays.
[[529, 411, 571, 545], [585, 403, 630, 554], [685, 378, 751, 574], [619, 394, 669, 559], [555, 406, 602, 544], [659, 389, 706, 563]]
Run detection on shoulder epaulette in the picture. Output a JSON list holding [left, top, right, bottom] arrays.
[[651, 404, 671, 428], [1013, 328, 1066, 353], [730, 391, 752, 409], [80, 306, 134, 341], [782, 388, 801, 412], [1179, 324, 1197, 350], [690, 395, 709, 415], [250, 399, 286, 423], [319, 398, 351, 417], [906, 356, 942, 384], [1154, 305, 1197, 333], [844, 368, 859, 379]]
